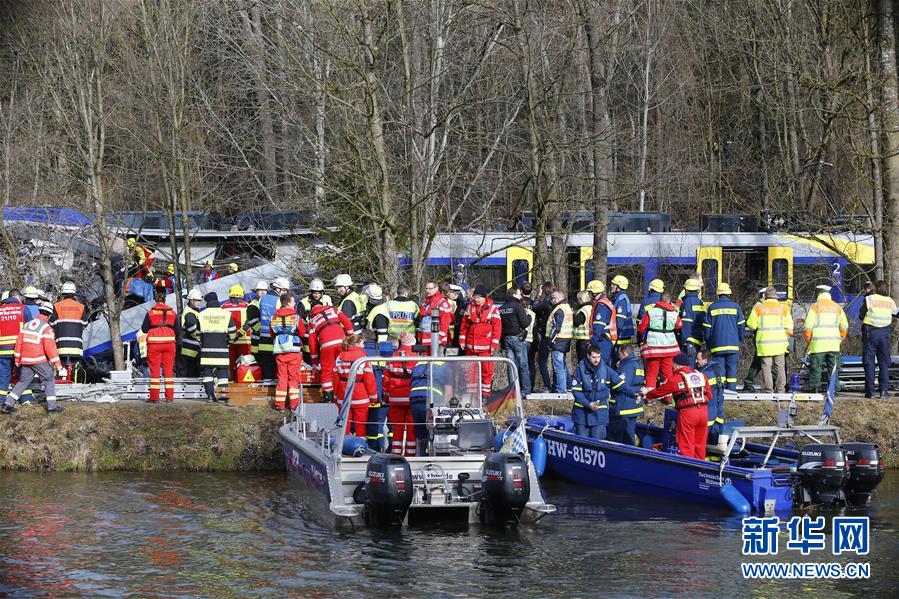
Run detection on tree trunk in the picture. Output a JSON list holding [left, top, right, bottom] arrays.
[[878, 0, 899, 295], [865, 9, 886, 279], [360, 7, 398, 293], [243, 4, 278, 200], [579, 0, 620, 285]]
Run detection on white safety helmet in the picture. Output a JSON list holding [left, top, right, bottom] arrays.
[[333, 274, 353, 287], [23, 286, 39, 299], [272, 277, 291, 291], [255, 280, 269, 291], [365, 283, 383, 301], [61, 281, 77, 295], [187, 289, 203, 301], [309, 278, 325, 292]]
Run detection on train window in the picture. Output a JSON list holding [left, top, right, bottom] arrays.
[[701, 259, 718, 300], [771, 258, 788, 294], [511, 259, 529, 288], [657, 264, 696, 295], [608, 264, 644, 302], [465, 265, 508, 298], [844, 263, 876, 295], [794, 263, 832, 301]]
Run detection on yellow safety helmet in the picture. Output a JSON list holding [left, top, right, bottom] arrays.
[[683, 278, 701, 292], [611, 275, 629, 290], [167, 264, 175, 274], [127, 237, 136, 247], [205, 260, 214, 267], [717, 283, 732, 296], [228, 262, 239, 273], [586, 280, 605, 294], [229, 284, 244, 298], [648, 279, 664, 293]]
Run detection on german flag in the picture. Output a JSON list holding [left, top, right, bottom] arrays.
[[485, 381, 516, 414]]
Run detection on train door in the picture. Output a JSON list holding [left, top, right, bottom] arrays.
[[506, 246, 532, 289], [580, 246, 594, 289], [768, 247, 793, 302], [696, 246, 722, 301]]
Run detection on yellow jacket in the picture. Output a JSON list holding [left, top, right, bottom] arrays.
[[747, 299, 793, 357], [803, 293, 848, 354]]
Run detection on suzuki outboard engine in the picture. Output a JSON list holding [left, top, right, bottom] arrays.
[[842, 443, 885, 507], [479, 452, 530, 525], [794, 443, 848, 506], [364, 454, 413, 526]]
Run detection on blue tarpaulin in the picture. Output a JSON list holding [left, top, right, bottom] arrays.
[[3, 206, 94, 227]]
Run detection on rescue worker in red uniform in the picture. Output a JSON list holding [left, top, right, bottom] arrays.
[[458, 284, 502, 397], [335, 334, 378, 437], [384, 333, 418, 456], [644, 354, 711, 460], [1, 303, 65, 414], [198, 260, 219, 284], [637, 291, 682, 389], [0, 289, 25, 404], [418, 280, 453, 349], [308, 303, 354, 402], [141, 286, 177, 402], [222, 284, 251, 381], [272, 293, 306, 411]]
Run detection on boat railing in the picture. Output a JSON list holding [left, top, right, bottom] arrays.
[[718, 424, 842, 484], [333, 355, 524, 462]]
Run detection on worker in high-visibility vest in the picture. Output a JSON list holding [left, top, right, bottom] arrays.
[[636, 278, 664, 323], [198, 292, 237, 403], [545, 290, 574, 394], [803, 287, 848, 393], [572, 290, 594, 363], [858, 279, 897, 398], [746, 287, 793, 394], [177, 289, 203, 377], [588, 280, 617, 366]]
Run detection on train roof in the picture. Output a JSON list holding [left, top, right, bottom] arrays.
[[428, 231, 875, 263]]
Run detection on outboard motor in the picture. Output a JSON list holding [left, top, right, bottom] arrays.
[[842, 443, 885, 507], [479, 452, 530, 525], [363, 454, 413, 527], [794, 443, 848, 506]]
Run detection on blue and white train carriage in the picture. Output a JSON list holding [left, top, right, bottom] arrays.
[[420, 229, 876, 318]]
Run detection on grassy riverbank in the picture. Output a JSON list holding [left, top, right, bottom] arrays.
[[524, 397, 899, 468], [0, 403, 284, 472], [0, 397, 895, 472]]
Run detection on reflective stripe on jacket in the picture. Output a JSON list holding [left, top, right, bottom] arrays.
[[804, 293, 848, 354], [746, 299, 793, 357]]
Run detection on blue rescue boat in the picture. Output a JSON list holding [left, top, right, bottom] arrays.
[[525, 410, 884, 514]]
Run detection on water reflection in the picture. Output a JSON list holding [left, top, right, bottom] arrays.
[[0, 471, 895, 597]]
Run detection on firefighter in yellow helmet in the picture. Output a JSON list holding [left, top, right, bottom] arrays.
[[222, 284, 250, 381], [609, 275, 634, 367]]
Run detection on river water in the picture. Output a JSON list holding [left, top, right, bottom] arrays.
[[0, 470, 897, 598]]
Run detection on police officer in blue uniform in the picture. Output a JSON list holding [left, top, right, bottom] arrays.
[[571, 344, 614, 440], [696, 350, 724, 435], [703, 283, 745, 391], [409, 360, 453, 455], [609, 344, 645, 445]]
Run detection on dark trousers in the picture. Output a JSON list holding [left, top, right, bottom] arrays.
[[807, 351, 841, 393], [411, 401, 429, 455], [575, 340, 591, 363], [256, 351, 276, 380], [201, 365, 228, 400], [536, 342, 552, 391], [714, 351, 740, 391], [177, 353, 199, 378], [863, 327, 891, 395], [610, 417, 637, 445]]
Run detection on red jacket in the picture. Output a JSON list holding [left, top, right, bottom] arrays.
[[645, 367, 711, 408], [223, 299, 251, 347], [637, 300, 682, 358], [141, 302, 177, 345], [0, 299, 25, 356], [384, 347, 417, 405], [459, 298, 502, 353], [308, 304, 354, 361], [15, 315, 61, 368], [418, 292, 453, 346], [335, 345, 378, 407]]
